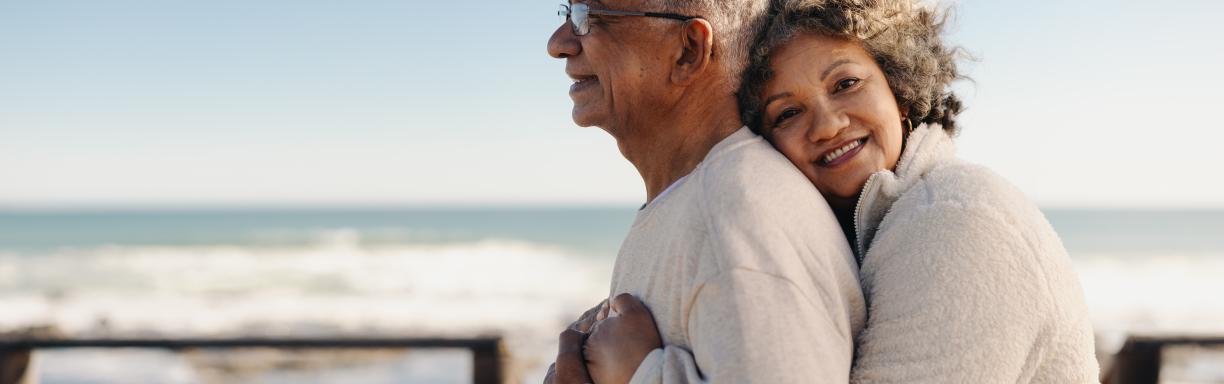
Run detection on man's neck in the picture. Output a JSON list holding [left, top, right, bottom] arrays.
[[619, 93, 743, 204]]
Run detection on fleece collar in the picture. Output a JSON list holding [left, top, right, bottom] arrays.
[[852, 125, 958, 261]]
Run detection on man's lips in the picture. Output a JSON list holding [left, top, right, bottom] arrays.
[[569, 75, 599, 94], [818, 137, 868, 167]]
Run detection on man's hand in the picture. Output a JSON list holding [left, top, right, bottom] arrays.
[[544, 300, 607, 384], [584, 293, 663, 384]]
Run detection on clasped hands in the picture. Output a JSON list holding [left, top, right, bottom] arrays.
[[544, 293, 663, 384]]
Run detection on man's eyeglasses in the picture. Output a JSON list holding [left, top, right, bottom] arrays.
[[557, 3, 699, 36]]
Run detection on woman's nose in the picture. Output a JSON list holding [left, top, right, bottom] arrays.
[[806, 105, 849, 143], [547, 23, 581, 59]]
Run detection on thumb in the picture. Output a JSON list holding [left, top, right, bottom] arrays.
[[609, 292, 648, 317]]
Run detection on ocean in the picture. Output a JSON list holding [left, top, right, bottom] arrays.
[[1, 208, 1222, 382]]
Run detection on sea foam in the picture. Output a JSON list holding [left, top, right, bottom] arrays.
[[0, 233, 613, 382]]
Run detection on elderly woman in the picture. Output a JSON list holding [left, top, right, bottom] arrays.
[[577, 0, 1101, 382]]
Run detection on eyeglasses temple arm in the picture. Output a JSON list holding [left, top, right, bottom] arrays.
[[587, 9, 647, 17], [643, 12, 699, 21], [587, 9, 699, 21]]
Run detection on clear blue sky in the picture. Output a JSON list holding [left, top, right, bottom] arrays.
[[1, 0, 1221, 208]]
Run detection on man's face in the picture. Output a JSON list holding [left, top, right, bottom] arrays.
[[547, 0, 675, 130]]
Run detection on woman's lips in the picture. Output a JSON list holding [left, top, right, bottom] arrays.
[[819, 137, 867, 167], [569, 76, 599, 95]]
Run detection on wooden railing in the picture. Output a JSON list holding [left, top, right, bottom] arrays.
[[8, 333, 1220, 383], [0, 337, 505, 384], [1105, 335, 1224, 384]]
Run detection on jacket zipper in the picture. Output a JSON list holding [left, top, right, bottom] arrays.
[[852, 172, 880, 265], [853, 126, 928, 265]]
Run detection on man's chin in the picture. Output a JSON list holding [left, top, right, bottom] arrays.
[[570, 108, 604, 128]]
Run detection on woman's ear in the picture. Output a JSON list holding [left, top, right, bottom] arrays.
[[671, 19, 714, 86]]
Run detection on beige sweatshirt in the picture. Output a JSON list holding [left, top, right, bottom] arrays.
[[614, 127, 867, 383]]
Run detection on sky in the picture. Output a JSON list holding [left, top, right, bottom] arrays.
[[1, 0, 1221, 209]]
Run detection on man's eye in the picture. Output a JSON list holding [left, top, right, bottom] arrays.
[[835, 78, 860, 92], [773, 108, 800, 126]]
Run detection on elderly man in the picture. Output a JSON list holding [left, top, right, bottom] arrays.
[[545, 0, 865, 382]]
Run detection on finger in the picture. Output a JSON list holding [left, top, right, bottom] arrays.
[[557, 328, 585, 358], [585, 317, 617, 354], [595, 300, 610, 321], [555, 329, 592, 383], [570, 300, 606, 333], [610, 292, 650, 317], [587, 318, 603, 338], [543, 362, 556, 384]]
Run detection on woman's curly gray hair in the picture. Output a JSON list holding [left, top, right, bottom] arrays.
[[738, 0, 964, 135]]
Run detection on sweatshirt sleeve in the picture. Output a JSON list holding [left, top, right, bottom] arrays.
[[629, 267, 856, 384], [850, 202, 1055, 383]]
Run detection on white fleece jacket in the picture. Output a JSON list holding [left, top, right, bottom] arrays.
[[849, 125, 1100, 383]]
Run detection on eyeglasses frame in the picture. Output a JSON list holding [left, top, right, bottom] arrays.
[[558, 3, 701, 36]]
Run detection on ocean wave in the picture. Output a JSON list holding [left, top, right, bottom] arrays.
[[1073, 253, 1224, 332], [0, 239, 614, 382], [0, 238, 610, 297]]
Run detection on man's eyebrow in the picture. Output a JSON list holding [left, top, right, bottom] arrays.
[[820, 59, 853, 81], [763, 92, 793, 108]]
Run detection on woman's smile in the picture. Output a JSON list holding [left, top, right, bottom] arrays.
[[819, 136, 868, 167]]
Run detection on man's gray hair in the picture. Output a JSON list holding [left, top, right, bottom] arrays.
[[656, 0, 771, 90]]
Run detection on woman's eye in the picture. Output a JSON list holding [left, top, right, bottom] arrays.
[[773, 108, 800, 126], [835, 78, 860, 92]]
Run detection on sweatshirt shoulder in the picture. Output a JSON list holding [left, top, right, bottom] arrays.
[[694, 134, 819, 214], [690, 134, 853, 271]]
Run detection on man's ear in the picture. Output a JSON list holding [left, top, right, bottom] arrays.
[[671, 18, 714, 86]]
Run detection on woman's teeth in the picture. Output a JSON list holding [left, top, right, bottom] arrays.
[[822, 139, 864, 164]]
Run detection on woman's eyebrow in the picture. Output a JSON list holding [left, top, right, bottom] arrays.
[[763, 92, 794, 108], [820, 59, 853, 81]]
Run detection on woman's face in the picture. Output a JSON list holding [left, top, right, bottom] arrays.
[[760, 33, 905, 208]]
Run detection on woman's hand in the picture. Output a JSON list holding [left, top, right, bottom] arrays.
[[544, 299, 607, 384], [584, 293, 662, 384]]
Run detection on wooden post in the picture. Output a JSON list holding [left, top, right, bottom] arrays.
[[0, 348, 31, 384], [471, 338, 505, 384], [1106, 338, 1162, 384]]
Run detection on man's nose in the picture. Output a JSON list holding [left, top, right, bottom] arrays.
[[807, 105, 849, 143], [548, 23, 581, 59]]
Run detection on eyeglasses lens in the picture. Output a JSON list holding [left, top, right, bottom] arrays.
[[572, 3, 590, 35], [557, 3, 591, 36]]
